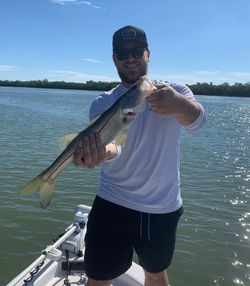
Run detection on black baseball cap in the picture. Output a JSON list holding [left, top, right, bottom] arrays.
[[112, 25, 148, 50]]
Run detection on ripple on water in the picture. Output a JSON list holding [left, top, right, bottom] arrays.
[[1, 90, 250, 286]]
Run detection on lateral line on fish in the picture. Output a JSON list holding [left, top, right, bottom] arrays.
[[94, 107, 120, 136]]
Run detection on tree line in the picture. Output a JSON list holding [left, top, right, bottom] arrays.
[[0, 79, 249, 97], [0, 79, 119, 91], [188, 82, 250, 98]]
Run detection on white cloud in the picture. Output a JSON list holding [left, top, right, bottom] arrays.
[[50, 0, 70, 5], [0, 65, 18, 71], [50, 0, 105, 9], [92, 5, 105, 10], [229, 71, 250, 82], [83, 58, 102, 63], [75, 1, 91, 5], [50, 0, 105, 10], [50, 0, 90, 5], [150, 70, 250, 85], [194, 70, 221, 76], [47, 69, 118, 82]]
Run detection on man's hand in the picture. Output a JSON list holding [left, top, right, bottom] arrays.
[[73, 133, 106, 169], [146, 84, 201, 125], [73, 133, 118, 168]]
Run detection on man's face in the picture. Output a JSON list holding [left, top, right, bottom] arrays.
[[113, 42, 150, 87]]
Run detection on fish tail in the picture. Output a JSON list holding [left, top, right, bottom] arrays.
[[39, 179, 55, 209], [20, 174, 56, 209], [20, 174, 45, 195]]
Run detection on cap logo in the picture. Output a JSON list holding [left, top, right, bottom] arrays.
[[122, 29, 136, 40]]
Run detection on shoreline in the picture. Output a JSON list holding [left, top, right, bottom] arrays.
[[0, 80, 249, 97]]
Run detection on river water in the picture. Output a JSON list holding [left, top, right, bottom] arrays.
[[0, 86, 249, 286]]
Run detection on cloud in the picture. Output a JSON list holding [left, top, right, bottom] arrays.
[[74, 1, 91, 4], [92, 5, 105, 10], [50, 0, 105, 9], [194, 70, 221, 76], [47, 69, 118, 82], [50, 0, 106, 10], [150, 70, 250, 85], [229, 71, 250, 81], [0, 65, 18, 71], [50, 0, 90, 5], [83, 58, 102, 63]]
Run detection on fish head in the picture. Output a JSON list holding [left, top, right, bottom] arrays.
[[120, 75, 154, 118]]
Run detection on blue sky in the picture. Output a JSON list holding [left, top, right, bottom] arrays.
[[1, 0, 250, 84]]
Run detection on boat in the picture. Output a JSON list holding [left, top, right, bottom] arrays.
[[7, 204, 144, 286]]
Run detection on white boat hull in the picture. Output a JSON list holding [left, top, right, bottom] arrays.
[[7, 204, 144, 286]]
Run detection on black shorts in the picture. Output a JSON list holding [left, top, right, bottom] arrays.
[[84, 196, 183, 280]]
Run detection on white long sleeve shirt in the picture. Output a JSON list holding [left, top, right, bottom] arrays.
[[89, 81, 206, 214]]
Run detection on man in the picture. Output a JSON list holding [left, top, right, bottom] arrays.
[[74, 25, 206, 286]]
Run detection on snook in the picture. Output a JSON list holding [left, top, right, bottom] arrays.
[[20, 75, 154, 208]]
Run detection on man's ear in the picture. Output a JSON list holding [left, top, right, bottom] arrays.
[[147, 49, 150, 61], [112, 54, 117, 66]]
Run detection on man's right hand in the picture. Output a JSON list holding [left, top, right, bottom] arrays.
[[73, 133, 106, 169], [73, 133, 119, 168]]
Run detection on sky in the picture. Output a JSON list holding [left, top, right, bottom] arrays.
[[1, 0, 250, 85]]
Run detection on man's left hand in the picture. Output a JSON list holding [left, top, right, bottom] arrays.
[[146, 84, 201, 125]]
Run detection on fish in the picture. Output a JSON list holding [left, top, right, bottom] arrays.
[[20, 75, 155, 208]]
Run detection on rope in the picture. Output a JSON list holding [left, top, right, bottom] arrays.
[[23, 259, 45, 285]]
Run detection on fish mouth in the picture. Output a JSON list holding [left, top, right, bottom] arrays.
[[123, 109, 137, 118]]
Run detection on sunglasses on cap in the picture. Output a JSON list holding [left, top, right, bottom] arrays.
[[114, 47, 147, 61]]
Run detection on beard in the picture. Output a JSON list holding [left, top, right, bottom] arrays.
[[117, 61, 148, 85]]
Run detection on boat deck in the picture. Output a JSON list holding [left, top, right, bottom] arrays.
[[7, 205, 144, 286]]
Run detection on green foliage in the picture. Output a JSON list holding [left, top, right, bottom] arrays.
[[0, 79, 120, 91], [187, 82, 250, 97], [0, 79, 249, 97]]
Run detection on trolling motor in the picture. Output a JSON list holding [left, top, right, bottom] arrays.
[[61, 205, 89, 272]]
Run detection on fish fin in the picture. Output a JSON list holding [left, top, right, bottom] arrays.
[[114, 129, 128, 146], [20, 175, 45, 195], [58, 132, 79, 150], [39, 179, 55, 209], [20, 174, 56, 209], [58, 117, 100, 150]]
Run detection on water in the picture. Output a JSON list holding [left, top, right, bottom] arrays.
[[0, 87, 249, 286]]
